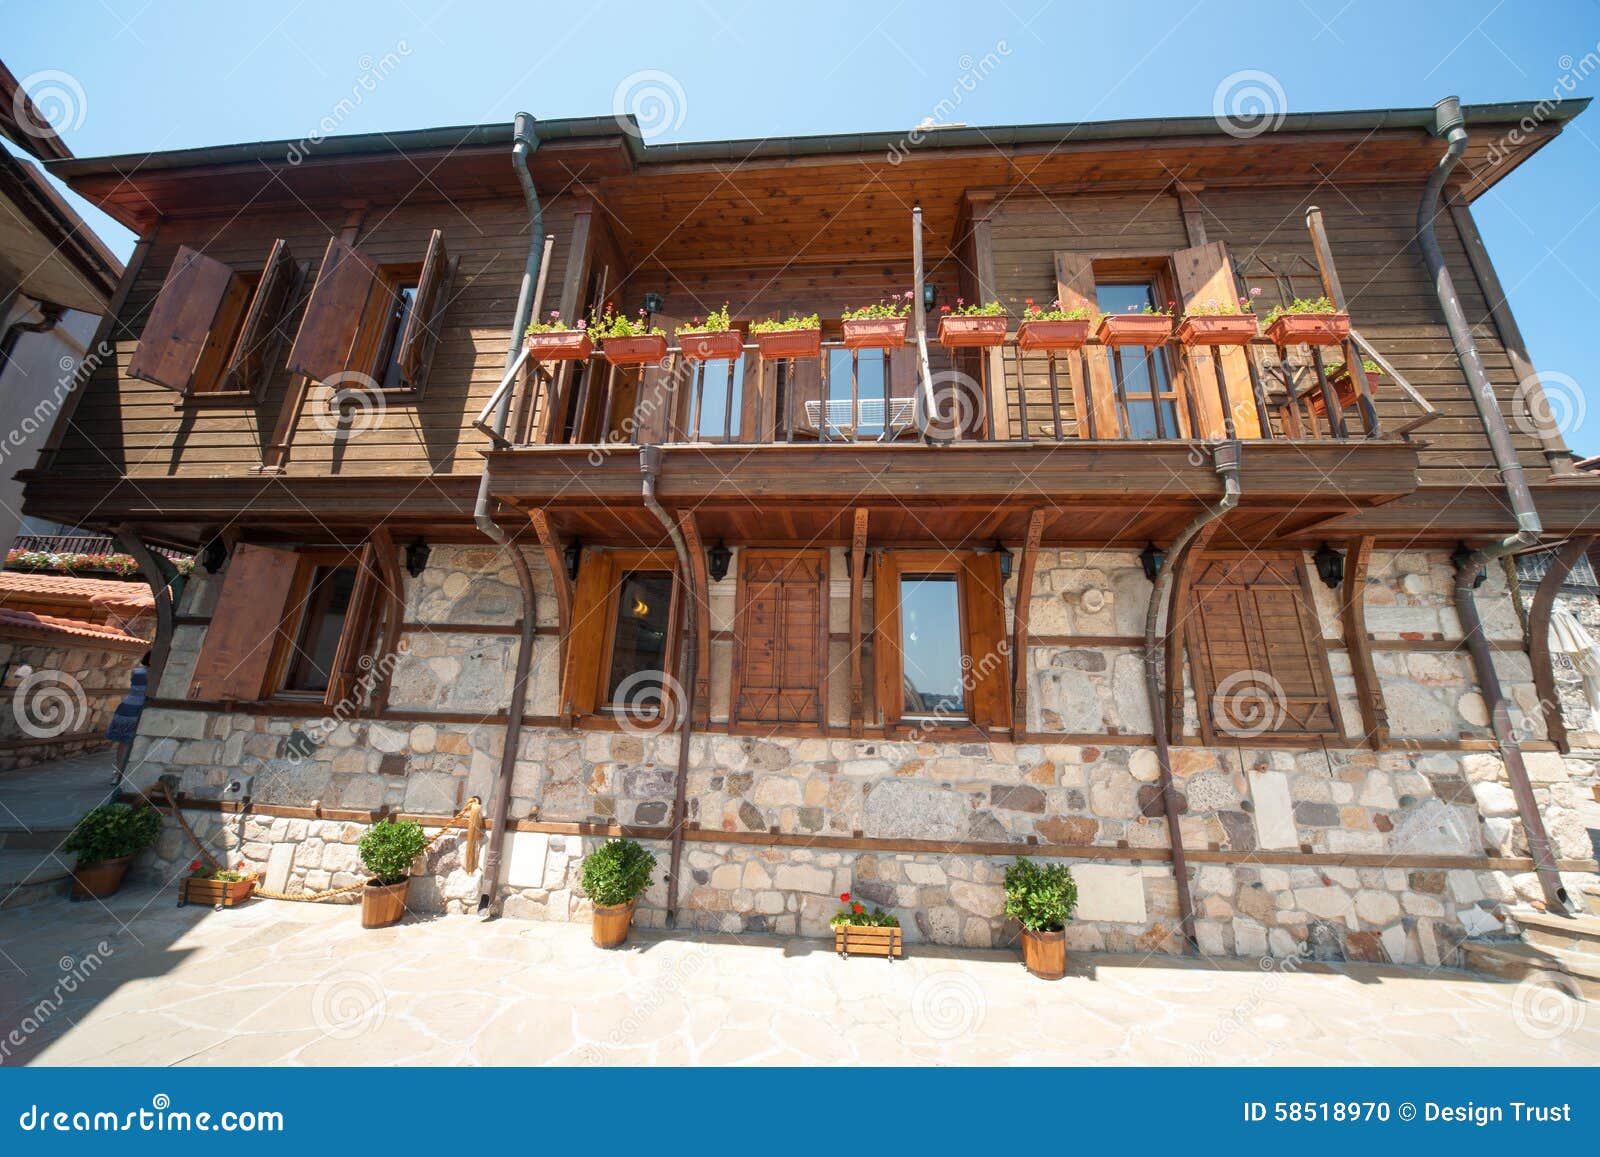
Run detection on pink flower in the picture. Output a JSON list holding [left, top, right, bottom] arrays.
[[576, 319, 586, 329], [1249, 286, 1262, 297]]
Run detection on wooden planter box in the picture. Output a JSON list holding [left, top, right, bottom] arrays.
[[178, 873, 257, 909], [1097, 313, 1173, 347], [524, 330, 593, 361], [1264, 312, 1350, 347], [937, 315, 1009, 348], [754, 328, 822, 359], [1017, 318, 1091, 351], [600, 334, 669, 366], [841, 317, 909, 351], [1175, 314, 1258, 347], [833, 922, 903, 959], [677, 329, 745, 362]]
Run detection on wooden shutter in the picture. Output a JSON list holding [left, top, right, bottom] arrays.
[[188, 544, 300, 701], [128, 246, 235, 392], [285, 237, 377, 383], [871, 551, 902, 725], [1173, 241, 1262, 439], [221, 239, 299, 398], [325, 541, 380, 707], [960, 551, 1011, 730], [1054, 251, 1119, 438], [732, 550, 828, 725], [789, 357, 822, 438], [395, 229, 452, 392], [1189, 555, 1339, 737]]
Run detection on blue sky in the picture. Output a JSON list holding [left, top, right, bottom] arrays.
[[8, 0, 1600, 451]]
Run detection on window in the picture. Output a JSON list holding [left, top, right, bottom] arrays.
[[281, 564, 359, 694], [1094, 281, 1180, 439], [604, 570, 674, 712], [731, 549, 828, 726], [900, 574, 965, 717], [564, 548, 681, 720]]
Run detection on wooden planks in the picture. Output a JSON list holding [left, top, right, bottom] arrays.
[[729, 549, 828, 727]]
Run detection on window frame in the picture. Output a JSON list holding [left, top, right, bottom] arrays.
[[263, 547, 377, 704], [564, 547, 683, 725], [729, 547, 831, 732], [1091, 262, 1190, 441]]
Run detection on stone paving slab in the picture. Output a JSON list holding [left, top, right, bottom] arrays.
[[0, 884, 1595, 1067]]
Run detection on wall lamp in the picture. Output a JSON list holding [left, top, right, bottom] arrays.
[[642, 291, 665, 315], [922, 283, 938, 312], [563, 540, 582, 583], [1313, 542, 1345, 589], [1139, 542, 1166, 583], [992, 540, 1013, 581], [405, 537, 431, 578], [707, 541, 732, 583]]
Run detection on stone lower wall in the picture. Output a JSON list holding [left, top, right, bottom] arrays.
[[0, 633, 141, 769]]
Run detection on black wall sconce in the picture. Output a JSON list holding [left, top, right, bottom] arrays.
[[405, 537, 431, 578], [707, 541, 732, 583], [1139, 542, 1166, 583], [642, 291, 664, 315], [992, 540, 1013, 581], [922, 283, 938, 312], [199, 538, 229, 574], [1313, 542, 1345, 589], [563, 540, 581, 583]]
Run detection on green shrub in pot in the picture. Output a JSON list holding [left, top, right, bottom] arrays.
[[1003, 858, 1079, 932], [358, 819, 427, 886], [581, 838, 656, 907], [62, 803, 161, 865]]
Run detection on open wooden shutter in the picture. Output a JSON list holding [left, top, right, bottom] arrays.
[[188, 544, 300, 701], [1054, 251, 1120, 438], [871, 550, 902, 725], [733, 550, 827, 725], [128, 246, 236, 392], [394, 229, 452, 393], [285, 237, 377, 383], [325, 540, 380, 707], [960, 551, 1011, 730], [887, 346, 917, 439], [1173, 241, 1262, 439], [221, 239, 299, 398], [789, 357, 822, 438], [563, 549, 614, 717]]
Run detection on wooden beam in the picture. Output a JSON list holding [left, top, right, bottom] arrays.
[[528, 508, 573, 673], [848, 507, 867, 737], [112, 524, 176, 693], [1010, 509, 1046, 730], [368, 525, 403, 717], [968, 204, 1010, 441], [677, 510, 713, 725], [1166, 520, 1224, 743], [1340, 536, 1388, 749], [1527, 536, 1593, 754], [1176, 185, 1207, 246]]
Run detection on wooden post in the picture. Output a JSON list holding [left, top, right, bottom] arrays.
[[1340, 536, 1388, 750], [1166, 523, 1224, 744], [849, 508, 868, 737], [677, 510, 713, 726], [1011, 510, 1046, 731], [1305, 205, 1379, 438], [528, 509, 572, 672], [1527, 536, 1595, 753]]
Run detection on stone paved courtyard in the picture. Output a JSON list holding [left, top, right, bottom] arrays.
[[1, 884, 1596, 1066]]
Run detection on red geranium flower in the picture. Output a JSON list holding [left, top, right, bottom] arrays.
[[188, 859, 201, 871], [840, 892, 851, 903], [853, 903, 864, 915]]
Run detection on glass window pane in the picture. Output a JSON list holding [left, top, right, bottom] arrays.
[[900, 575, 965, 717], [693, 354, 745, 439], [823, 348, 886, 437], [285, 565, 357, 693], [606, 570, 674, 708]]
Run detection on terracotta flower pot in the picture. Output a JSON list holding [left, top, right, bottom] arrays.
[[178, 873, 257, 910], [841, 317, 909, 351], [600, 334, 669, 366], [677, 329, 745, 362], [1310, 363, 1384, 419], [1017, 318, 1091, 351], [1264, 312, 1350, 347], [1097, 313, 1173, 347], [1175, 314, 1258, 347], [1020, 927, 1067, 980], [70, 855, 131, 901], [591, 900, 635, 948], [753, 328, 822, 360], [524, 330, 593, 361], [937, 315, 1009, 349], [361, 877, 410, 929]]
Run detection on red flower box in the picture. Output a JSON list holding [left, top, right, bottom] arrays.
[[1175, 315, 1258, 347], [1264, 312, 1350, 347], [677, 329, 745, 362], [600, 335, 670, 366], [1310, 362, 1385, 419], [1097, 314, 1173, 348], [841, 317, 909, 351], [1017, 318, 1091, 351], [524, 330, 593, 361], [937, 315, 1009, 349], [753, 328, 822, 360]]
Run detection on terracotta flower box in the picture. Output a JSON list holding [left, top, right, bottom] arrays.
[[178, 872, 257, 909], [1264, 312, 1350, 347], [677, 329, 745, 362], [524, 330, 593, 361], [841, 317, 909, 351], [753, 328, 822, 360], [833, 922, 903, 959], [1309, 362, 1385, 419], [1097, 313, 1173, 347], [937, 315, 1009, 349], [600, 334, 669, 366], [1175, 314, 1258, 347], [1017, 318, 1091, 351]]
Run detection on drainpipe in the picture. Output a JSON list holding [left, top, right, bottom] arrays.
[[473, 112, 545, 919], [640, 444, 698, 928], [1142, 441, 1241, 952], [1419, 98, 1566, 912]]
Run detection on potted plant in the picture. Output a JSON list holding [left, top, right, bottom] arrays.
[[178, 859, 257, 909], [676, 304, 744, 362], [1004, 859, 1078, 980], [750, 313, 822, 359], [524, 310, 592, 361], [830, 891, 903, 959], [589, 304, 669, 366], [1263, 295, 1350, 347], [581, 837, 656, 948], [1017, 298, 1093, 350], [63, 802, 161, 900], [937, 299, 1009, 348], [1097, 301, 1174, 347], [841, 293, 913, 350], [357, 818, 427, 929], [1314, 357, 1385, 417], [1174, 295, 1259, 346]]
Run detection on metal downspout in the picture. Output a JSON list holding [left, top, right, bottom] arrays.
[[1419, 98, 1566, 911], [640, 445, 698, 928], [1143, 441, 1242, 952], [474, 112, 545, 919]]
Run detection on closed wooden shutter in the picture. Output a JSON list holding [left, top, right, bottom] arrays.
[[127, 246, 235, 392], [285, 237, 377, 383], [960, 551, 1011, 730], [1053, 251, 1119, 438], [871, 551, 902, 725], [1189, 555, 1339, 737], [887, 346, 917, 440], [1173, 241, 1262, 439], [394, 229, 451, 391], [221, 239, 299, 398], [188, 544, 300, 701], [732, 550, 828, 725]]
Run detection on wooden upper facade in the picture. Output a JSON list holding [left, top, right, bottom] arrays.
[[22, 100, 1600, 552]]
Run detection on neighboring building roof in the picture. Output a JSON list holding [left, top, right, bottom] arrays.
[[0, 607, 147, 650], [1574, 455, 1600, 473], [0, 571, 154, 647], [0, 570, 153, 606]]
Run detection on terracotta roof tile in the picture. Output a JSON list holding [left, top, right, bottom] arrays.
[[0, 608, 148, 648], [0, 571, 154, 606]]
